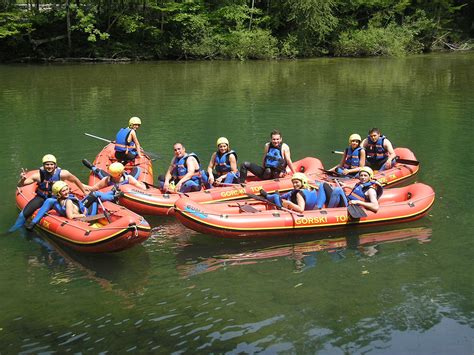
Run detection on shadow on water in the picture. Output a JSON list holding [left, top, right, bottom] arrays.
[[174, 224, 432, 278]]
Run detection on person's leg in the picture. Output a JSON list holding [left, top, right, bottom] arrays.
[[315, 183, 326, 209], [10, 196, 46, 231], [180, 180, 201, 193], [27, 198, 57, 229], [327, 187, 348, 208], [224, 172, 240, 184], [239, 162, 266, 183]]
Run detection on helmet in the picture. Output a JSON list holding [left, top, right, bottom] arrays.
[[108, 162, 125, 177], [348, 134, 362, 144], [216, 137, 229, 147], [291, 172, 309, 188], [52, 181, 68, 196], [359, 166, 374, 179], [42, 154, 57, 164], [128, 116, 142, 127]]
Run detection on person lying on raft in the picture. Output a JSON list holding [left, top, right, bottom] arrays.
[[158, 143, 204, 193], [24, 181, 105, 230], [361, 128, 396, 171], [88, 162, 147, 193], [114, 116, 143, 164], [329, 133, 366, 176], [205, 137, 239, 187], [10, 154, 89, 232], [323, 167, 383, 213], [239, 129, 296, 183], [260, 173, 326, 213]]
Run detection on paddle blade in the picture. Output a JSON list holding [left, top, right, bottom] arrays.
[[396, 157, 420, 166], [348, 204, 367, 219]]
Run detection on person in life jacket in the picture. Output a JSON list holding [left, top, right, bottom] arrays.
[[24, 181, 101, 231], [260, 173, 326, 213], [323, 167, 383, 213], [239, 129, 296, 183], [330, 133, 366, 176], [114, 116, 143, 164], [89, 162, 147, 195], [159, 143, 203, 193], [205, 137, 239, 187], [361, 128, 396, 171], [9, 154, 89, 232]]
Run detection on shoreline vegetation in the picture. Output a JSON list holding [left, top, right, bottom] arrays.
[[1, 1, 473, 63]]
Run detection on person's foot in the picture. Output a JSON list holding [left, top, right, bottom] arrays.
[[259, 189, 268, 198], [82, 159, 94, 170], [24, 221, 36, 231]]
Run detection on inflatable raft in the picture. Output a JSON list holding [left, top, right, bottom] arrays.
[[15, 171, 151, 253], [173, 183, 435, 238], [116, 148, 419, 216], [86, 143, 154, 186]]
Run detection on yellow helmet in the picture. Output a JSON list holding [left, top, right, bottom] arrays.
[[129, 116, 142, 127], [359, 166, 374, 179], [42, 154, 57, 164], [108, 162, 125, 177], [216, 137, 229, 147], [52, 181, 68, 196], [291, 172, 309, 188], [348, 134, 362, 144]]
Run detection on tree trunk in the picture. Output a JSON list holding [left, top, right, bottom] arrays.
[[66, 0, 72, 51]]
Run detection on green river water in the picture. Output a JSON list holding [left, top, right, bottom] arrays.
[[0, 53, 473, 353]]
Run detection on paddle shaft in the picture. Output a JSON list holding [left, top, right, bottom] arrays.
[[96, 197, 112, 223], [246, 192, 303, 216], [84, 133, 160, 160]]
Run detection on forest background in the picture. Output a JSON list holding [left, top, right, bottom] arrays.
[[0, 0, 473, 62]]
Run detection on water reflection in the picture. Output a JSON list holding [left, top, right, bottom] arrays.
[[176, 227, 432, 278]]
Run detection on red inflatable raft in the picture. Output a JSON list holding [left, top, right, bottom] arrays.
[[116, 148, 419, 216], [173, 183, 435, 238], [87, 143, 154, 186], [15, 171, 151, 253]]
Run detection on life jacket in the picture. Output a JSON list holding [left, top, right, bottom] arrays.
[[172, 153, 201, 183], [348, 181, 383, 202], [106, 173, 130, 187], [264, 144, 287, 171], [53, 195, 85, 217], [281, 189, 318, 211], [36, 167, 62, 198], [214, 150, 237, 176], [366, 135, 387, 162], [114, 127, 137, 154], [343, 146, 362, 169]]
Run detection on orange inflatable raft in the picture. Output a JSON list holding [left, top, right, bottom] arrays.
[[116, 148, 419, 216], [86, 143, 154, 186], [15, 171, 151, 253], [173, 183, 435, 238]]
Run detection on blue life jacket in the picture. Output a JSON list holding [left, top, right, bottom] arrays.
[[172, 153, 201, 183], [348, 181, 383, 202], [37, 167, 62, 198], [281, 189, 318, 211], [115, 128, 137, 154], [264, 144, 286, 171], [53, 195, 86, 217], [214, 150, 237, 176], [343, 146, 362, 169], [366, 135, 387, 162]]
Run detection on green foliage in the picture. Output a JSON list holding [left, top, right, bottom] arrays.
[[279, 34, 299, 58], [0, 11, 31, 39], [221, 28, 278, 60], [70, 5, 109, 42]]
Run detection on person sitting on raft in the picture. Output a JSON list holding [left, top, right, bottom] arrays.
[[114, 116, 143, 164], [329, 133, 366, 176], [361, 128, 396, 171], [260, 173, 326, 213], [10, 154, 89, 232], [159, 143, 204, 193], [88, 162, 147, 193], [24, 181, 104, 230], [205, 137, 239, 187], [323, 167, 383, 213], [239, 129, 296, 183]]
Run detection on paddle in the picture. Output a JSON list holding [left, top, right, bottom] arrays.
[[246, 192, 304, 217], [84, 133, 161, 160], [332, 150, 419, 166], [77, 213, 106, 222], [96, 197, 112, 223], [334, 179, 367, 219]]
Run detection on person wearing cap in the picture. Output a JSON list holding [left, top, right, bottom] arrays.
[[239, 129, 296, 183], [330, 133, 366, 176], [323, 166, 383, 212], [114, 116, 143, 164], [261, 173, 326, 213], [361, 128, 396, 171], [159, 143, 203, 193], [205, 137, 239, 187], [24, 181, 102, 230], [10, 154, 89, 232]]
